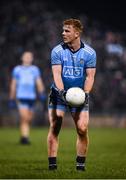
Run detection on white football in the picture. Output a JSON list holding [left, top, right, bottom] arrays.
[[66, 87, 85, 107]]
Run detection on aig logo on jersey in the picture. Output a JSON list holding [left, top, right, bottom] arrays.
[[63, 66, 83, 78]]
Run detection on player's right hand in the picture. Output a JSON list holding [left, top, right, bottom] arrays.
[[84, 93, 89, 106], [52, 86, 67, 103], [8, 99, 17, 109], [58, 89, 67, 102]]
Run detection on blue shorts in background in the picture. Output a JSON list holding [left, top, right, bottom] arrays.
[[17, 99, 35, 111]]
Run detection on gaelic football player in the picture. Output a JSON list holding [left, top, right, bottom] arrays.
[[47, 18, 96, 170], [9, 51, 46, 144]]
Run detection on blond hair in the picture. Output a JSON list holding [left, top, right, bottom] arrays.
[[63, 18, 83, 33]]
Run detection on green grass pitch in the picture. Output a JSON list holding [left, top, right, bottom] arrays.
[[0, 127, 126, 179]]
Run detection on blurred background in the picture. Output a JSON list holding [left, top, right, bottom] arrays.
[[0, 0, 126, 128]]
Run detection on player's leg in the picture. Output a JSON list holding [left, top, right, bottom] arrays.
[[19, 107, 33, 144], [17, 99, 35, 144], [47, 108, 65, 170], [71, 110, 89, 171], [47, 86, 66, 170]]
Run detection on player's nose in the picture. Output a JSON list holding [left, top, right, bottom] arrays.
[[62, 30, 66, 36]]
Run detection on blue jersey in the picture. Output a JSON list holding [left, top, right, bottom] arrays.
[[12, 65, 41, 99], [51, 42, 96, 90]]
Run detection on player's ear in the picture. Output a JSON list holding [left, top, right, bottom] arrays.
[[75, 31, 80, 38]]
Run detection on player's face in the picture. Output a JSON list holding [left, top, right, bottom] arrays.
[[22, 52, 33, 65], [62, 25, 79, 44]]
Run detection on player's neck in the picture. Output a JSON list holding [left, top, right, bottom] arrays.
[[22, 63, 31, 66], [68, 39, 81, 52]]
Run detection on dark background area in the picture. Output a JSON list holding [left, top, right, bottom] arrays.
[[0, 0, 125, 32], [52, 0, 126, 32]]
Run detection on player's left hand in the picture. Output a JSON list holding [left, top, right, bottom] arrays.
[[39, 92, 47, 103], [84, 93, 89, 106], [8, 99, 17, 109]]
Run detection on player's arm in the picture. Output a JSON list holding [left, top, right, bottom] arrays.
[[84, 68, 96, 93], [83, 68, 96, 105], [36, 77, 45, 94], [84, 49, 97, 93], [51, 49, 66, 101], [52, 65, 66, 101], [9, 78, 17, 100], [52, 65, 64, 91], [8, 78, 17, 108], [36, 77, 47, 102]]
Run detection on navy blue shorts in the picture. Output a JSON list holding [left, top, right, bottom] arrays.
[[17, 99, 35, 111], [48, 87, 89, 113]]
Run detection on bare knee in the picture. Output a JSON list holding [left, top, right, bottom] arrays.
[[50, 115, 63, 136], [20, 110, 33, 123], [48, 116, 62, 144], [77, 126, 88, 137]]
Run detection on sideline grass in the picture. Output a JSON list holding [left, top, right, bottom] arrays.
[[0, 127, 126, 179]]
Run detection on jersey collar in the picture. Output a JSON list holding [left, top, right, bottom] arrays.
[[61, 41, 84, 53]]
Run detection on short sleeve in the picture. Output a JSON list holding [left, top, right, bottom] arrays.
[[51, 49, 61, 65], [12, 67, 19, 79], [34, 67, 41, 79], [85, 51, 97, 68]]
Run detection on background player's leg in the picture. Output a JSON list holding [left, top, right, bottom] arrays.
[[71, 111, 89, 170], [19, 108, 33, 144], [47, 109, 65, 170]]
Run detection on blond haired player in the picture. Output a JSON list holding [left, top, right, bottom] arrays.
[[47, 18, 96, 170]]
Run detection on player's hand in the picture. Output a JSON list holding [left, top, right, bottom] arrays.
[[52, 86, 67, 103], [39, 92, 47, 103], [58, 89, 67, 102], [8, 99, 17, 109], [84, 93, 89, 106]]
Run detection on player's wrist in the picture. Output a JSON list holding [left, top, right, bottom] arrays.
[[58, 89, 67, 102], [53, 86, 66, 102], [84, 90, 89, 93], [8, 99, 17, 108], [59, 89, 66, 94], [84, 91, 90, 98], [39, 91, 47, 102], [9, 98, 15, 102], [54, 86, 64, 93], [84, 92, 90, 106], [59, 89, 66, 96]]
